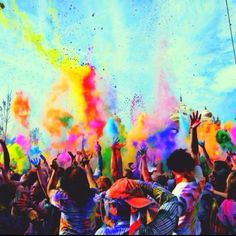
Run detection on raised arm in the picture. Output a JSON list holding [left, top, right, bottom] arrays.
[[30, 157, 48, 198], [84, 161, 97, 189], [190, 111, 201, 165], [47, 159, 59, 197], [110, 138, 123, 182], [139, 146, 151, 182], [199, 141, 213, 170], [0, 139, 10, 173], [93, 141, 103, 179], [40, 154, 51, 176], [96, 141, 103, 174], [137, 181, 178, 235], [0, 164, 10, 182]]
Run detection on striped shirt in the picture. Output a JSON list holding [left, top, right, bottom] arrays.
[[95, 181, 178, 235], [49, 188, 97, 235]]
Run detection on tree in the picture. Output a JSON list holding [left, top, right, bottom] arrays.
[[0, 93, 12, 140]]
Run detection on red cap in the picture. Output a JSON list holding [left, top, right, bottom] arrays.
[[108, 178, 152, 208]]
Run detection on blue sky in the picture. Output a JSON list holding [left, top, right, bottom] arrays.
[[0, 0, 236, 135]]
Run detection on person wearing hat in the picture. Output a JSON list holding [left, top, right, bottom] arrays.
[[95, 177, 178, 235]]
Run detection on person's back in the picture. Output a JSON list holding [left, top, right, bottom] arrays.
[[167, 149, 202, 235], [50, 188, 97, 235], [172, 180, 201, 235], [95, 179, 178, 235], [48, 166, 97, 235]]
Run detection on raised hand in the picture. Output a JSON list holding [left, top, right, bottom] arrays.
[[68, 151, 76, 161], [80, 153, 93, 167], [30, 156, 40, 168], [111, 137, 124, 150], [50, 158, 59, 171], [95, 141, 102, 153], [190, 111, 201, 129], [40, 154, 47, 163], [113, 137, 120, 145], [81, 135, 86, 150], [198, 140, 205, 149], [138, 143, 148, 157]]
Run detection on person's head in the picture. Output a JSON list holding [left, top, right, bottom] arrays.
[[60, 166, 90, 206], [10, 173, 21, 181], [123, 169, 133, 179], [167, 149, 195, 180], [20, 169, 38, 187], [226, 155, 233, 170], [226, 171, 236, 201], [156, 174, 169, 187], [0, 182, 16, 209], [214, 160, 230, 172], [151, 169, 159, 182], [108, 199, 131, 221], [30, 181, 45, 202], [209, 161, 231, 192], [96, 176, 112, 193], [105, 178, 153, 223]]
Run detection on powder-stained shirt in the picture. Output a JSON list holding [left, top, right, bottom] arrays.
[[217, 199, 236, 235], [49, 188, 97, 235], [95, 181, 178, 235], [172, 181, 201, 235]]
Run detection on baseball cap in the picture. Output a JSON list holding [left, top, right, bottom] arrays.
[[107, 178, 153, 208]]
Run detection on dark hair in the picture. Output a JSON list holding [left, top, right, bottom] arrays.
[[209, 161, 231, 192], [167, 149, 195, 173], [156, 174, 168, 187], [123, 169, 133, 179], [10, 173, 21, 181], [96, 176, 112, 190], [0, 182, 16, 207], [27, 170, 38, 186], [227, 171, 236, 201], [60, 166, 91, 207], [111, 200, 131, 221], [214, 161, 230, 172]]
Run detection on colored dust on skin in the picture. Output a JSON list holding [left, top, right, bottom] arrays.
[[11, 91, 30, 128]]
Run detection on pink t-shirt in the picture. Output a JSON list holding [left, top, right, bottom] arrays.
[[217, 199, 236, 234]]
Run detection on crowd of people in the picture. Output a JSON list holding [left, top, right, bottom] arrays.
[[0, 111, 236, 235]]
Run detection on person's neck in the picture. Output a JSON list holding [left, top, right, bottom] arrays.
[[175, 174, 194, 184]]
